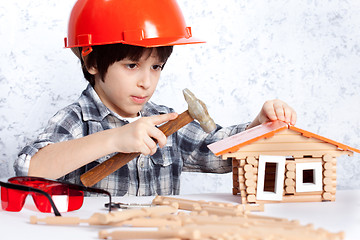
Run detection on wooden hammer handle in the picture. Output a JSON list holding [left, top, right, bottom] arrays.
[[157, 110, 193, 136], [80, 111, 194, 187], [80, 152, 140, 187]]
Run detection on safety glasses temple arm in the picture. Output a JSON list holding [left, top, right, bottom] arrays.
[[57, 181, 112, 212], [85, 187, 111, 212], [82, 186, 112, 212]]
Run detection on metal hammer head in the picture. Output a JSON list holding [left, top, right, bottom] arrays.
[[183, 88, 216, 133]]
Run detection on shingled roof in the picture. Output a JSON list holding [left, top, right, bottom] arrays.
[[208, 120, 360, 156]]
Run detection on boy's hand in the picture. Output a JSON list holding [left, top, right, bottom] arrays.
[[247, 99, 297, 129], [113, 112, 178, 155]]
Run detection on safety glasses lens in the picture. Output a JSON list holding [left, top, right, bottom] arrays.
[[4, 177, 106, 214], [33, 184, 84, 213], [67, 187, 84, 211], [1, 187, 27, 212], [8, 178, 84, 213]]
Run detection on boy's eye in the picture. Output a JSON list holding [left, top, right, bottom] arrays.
[[152, 65, 163, 71], [126, 64, 137, 69]]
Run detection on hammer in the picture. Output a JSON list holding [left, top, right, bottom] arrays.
[[80, 88, 216, 187]]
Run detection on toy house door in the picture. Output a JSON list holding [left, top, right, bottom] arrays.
[[256, 155, 286, 201]]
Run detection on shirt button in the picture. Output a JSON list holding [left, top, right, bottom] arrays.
[[139, 159, 144, 168]]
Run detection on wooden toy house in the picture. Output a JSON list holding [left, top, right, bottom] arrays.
[[208, 121, 360, 204]]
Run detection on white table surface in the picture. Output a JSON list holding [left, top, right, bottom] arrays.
[[0, 190, 359, 240]]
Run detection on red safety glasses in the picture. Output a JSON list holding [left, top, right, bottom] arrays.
[[0, 176, 112, 216]]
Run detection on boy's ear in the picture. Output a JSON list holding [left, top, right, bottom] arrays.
[[87, 66, 98, 75], [81, 54, 98, 75]]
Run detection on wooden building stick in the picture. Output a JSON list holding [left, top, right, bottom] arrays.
[[117, 217, 182, 228], [99, 227, 202, 240], [257, 194, 323, 203], [30, 216, 86, 225], [30, 205, 178, 226], [197, 205, 244, 216], [99, 224, 243, 240], [153, 195, 264, 213]]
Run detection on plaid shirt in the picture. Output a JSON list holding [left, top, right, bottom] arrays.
[[15, 85, 248, 196]]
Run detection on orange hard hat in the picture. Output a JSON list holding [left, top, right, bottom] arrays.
[[64, 0, 204, 56]]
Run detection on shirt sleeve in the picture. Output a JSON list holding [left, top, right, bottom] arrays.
[[178, 121, 249, 173], [14, 105, 84, 176]]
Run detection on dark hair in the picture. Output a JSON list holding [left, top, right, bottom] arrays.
[[79, 44, 173, 86]]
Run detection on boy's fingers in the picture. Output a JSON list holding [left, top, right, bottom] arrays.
[[273, 101, 285, 121], [290, 111, 297, 125], [262, 101, 277, 121], [131, 113, 178, 155], [260, 99, 297, 125], [148, 126, 167, 148], [151, 112, 178, 126], [143, 136, 158, 155], [284, 106, 293, 123]]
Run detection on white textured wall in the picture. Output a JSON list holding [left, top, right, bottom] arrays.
[[0, 0, 359, 194]]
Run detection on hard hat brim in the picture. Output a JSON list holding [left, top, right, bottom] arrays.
[[65, 36, 205, 49]]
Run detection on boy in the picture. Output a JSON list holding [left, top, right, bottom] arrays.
[[14, 0, 296, 196]]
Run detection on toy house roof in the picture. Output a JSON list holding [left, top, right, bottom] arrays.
[[208, 120, 360, 156]]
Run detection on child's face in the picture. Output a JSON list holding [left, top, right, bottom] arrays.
[[93, 49, 165, 118]]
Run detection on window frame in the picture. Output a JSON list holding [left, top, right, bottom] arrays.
[[295, 162, 323, 192], [256, 155, 286, 201]]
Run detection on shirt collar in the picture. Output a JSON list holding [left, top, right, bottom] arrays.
[[79, 84, 112, 122], [79, 84, 145, 122]]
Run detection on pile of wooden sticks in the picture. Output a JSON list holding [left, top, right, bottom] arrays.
[[30, 196, 344, 240]]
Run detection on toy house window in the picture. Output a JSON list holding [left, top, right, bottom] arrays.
[[256, 155, 285, 201], [303, 169, 315, 184], [263, 162, 277, 192], [296, 162, 323, 192]]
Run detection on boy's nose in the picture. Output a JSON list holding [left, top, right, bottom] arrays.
[[137, 70, 152, 89]]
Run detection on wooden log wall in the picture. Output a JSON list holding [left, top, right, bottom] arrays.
[[232, 153, 337, 204]]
